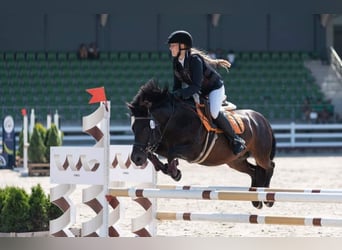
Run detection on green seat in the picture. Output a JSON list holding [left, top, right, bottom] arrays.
[[26, 52, 36, 61], [271, 52, 280, 60], [261, 52, 270, 60], [16, 52, 26, 61], [140, 52, 149, 60], [300, 52, 310, 60], [280, 52, 290, 60], [99, 51, 109, 60], [68, 52, 78, 60], [251, 52, 260, 60], [291, 52, 301, 61], [119, 52, 129, 60], [130, 52, 139, 60], [150, 52, 159, 60], [5, 52, 15, 61], [240, 52, 250, 60], [160, 51, 170, 60], [47, 52, 57, 61], [37, 52, 46, 60], [109, 52, 119, 60], [57, 52, 67, 60]]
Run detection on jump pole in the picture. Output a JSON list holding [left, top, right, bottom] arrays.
[[108, 187, 342, 203], [156, 185, 342, 194], [156, 212, 342, 227]]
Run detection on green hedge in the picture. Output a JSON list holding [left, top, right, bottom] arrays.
[[0, 184, 63, 232]]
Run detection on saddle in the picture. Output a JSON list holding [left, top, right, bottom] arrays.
[[195, 98, 245, 134]]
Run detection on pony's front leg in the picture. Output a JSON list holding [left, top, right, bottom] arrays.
[[166, 144, 192, 181], [147, 153, 168, 175], [166, 158, 182, 181]]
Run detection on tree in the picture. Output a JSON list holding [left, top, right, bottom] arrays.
[[28, 184, 49, 231], [0, 187, 30, 232], [45, 124, 62, 162], [28, 123, 47, 163]]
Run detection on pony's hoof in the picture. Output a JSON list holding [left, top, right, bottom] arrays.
[[264, 201, 274, 208], [252, 201, 263, 209], [171, 170, 182, 181]]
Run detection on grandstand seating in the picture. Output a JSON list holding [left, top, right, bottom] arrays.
[[0, 50, 334, 126]]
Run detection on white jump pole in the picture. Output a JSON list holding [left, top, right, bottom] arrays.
[[108, 188, 342, 203]]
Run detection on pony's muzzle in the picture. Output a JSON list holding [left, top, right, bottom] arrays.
[[131, 146, 148, 166]]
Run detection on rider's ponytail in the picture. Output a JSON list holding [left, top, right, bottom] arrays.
[[190, 48, 231, 72]]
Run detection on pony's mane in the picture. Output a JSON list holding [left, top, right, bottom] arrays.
[[127, 79, 169, 116]]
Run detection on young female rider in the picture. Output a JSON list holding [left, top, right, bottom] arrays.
[[167, 30, 246, 155]]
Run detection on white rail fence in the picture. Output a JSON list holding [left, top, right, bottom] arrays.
[[59, 123, 342, 148], [3, 123, 342, 150], [272, 123, 342, 148]]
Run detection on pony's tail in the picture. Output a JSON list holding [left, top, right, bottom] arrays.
[[270, 131, 276, 160]]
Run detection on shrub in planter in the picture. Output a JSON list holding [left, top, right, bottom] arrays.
[[0, 189, 6, 212], [0, 187, 30, 232], [28, 184, 49, 231], [45, 124, 63, 162], [28, 123, 47, 163], [0, 185, 63, 233], [47, 194, 64, 220]]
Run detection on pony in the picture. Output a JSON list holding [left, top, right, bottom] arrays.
[[127, 79, 276, 209]]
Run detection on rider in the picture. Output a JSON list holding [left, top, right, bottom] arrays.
[[167, 30, 246, 155]]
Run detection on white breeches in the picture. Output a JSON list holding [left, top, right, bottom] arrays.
[[209, 85, 225, 119]]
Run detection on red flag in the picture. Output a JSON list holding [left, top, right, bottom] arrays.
[[21, 108, 27, 116], [86, 87, 107, 104]]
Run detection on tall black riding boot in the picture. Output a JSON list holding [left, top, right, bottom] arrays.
[[214, 112, 246, 155]]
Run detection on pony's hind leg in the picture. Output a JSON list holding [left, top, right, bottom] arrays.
[[228, 159, 264, 209], [253, 159, 275, 208]]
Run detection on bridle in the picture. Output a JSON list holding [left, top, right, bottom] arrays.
[[132, 98, 175, 154]]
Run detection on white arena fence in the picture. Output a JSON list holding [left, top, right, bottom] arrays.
[[58, 122, 342, 148]]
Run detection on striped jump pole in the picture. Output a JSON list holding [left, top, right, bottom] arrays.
[[156, 212, 342, 227], [108, 187, 342, 203], [156, 185, 342, 194]]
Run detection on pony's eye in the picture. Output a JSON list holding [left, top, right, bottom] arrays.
[[150, 120, 156, 129]]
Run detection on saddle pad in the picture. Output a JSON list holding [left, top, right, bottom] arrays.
[[196, 104, 245, 135], [225, 112, 245, 134]]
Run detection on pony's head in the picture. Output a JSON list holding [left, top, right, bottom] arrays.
[[127, 79, 170, 166]]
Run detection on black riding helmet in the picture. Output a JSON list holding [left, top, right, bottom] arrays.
[[167, 30, 193, 48]]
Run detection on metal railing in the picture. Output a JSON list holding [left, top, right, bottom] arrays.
[[330, 46, 342, 79]]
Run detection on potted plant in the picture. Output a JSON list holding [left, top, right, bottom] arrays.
[[27, 122, 63, 176], [44, 124, 63, 163], [28, 123, 48, 176]]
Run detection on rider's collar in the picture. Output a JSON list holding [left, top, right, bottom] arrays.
[[178, 57, 185, 67]]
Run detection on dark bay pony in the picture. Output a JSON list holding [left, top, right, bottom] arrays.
[[127, 79, 276, 209]]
